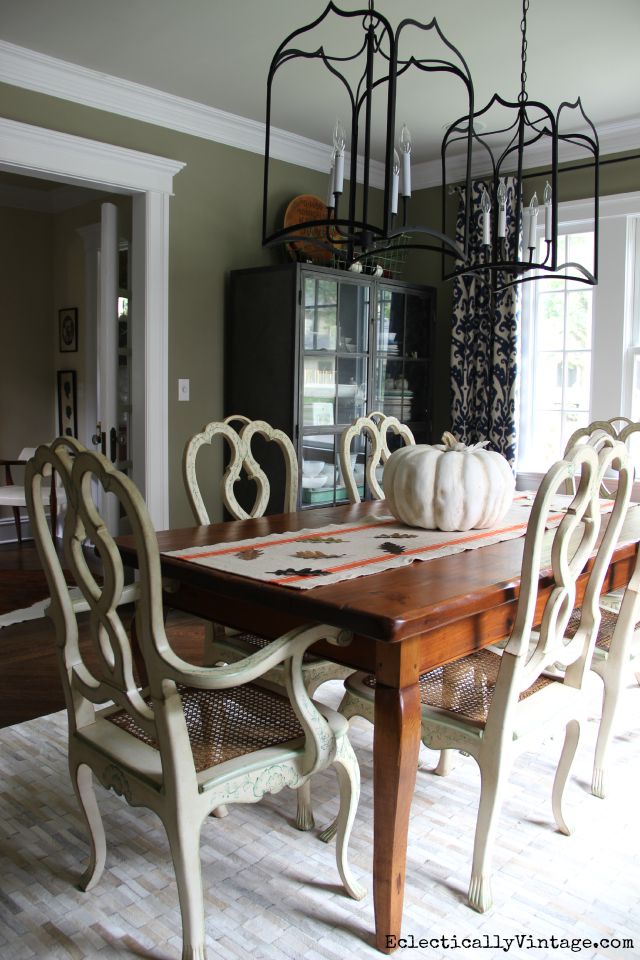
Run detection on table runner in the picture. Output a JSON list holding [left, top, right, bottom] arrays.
[[165, 494, 593, 590]]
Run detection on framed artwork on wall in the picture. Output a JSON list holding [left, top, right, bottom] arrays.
[[59, 307, 78, 353], [57, 370, 78, 438]]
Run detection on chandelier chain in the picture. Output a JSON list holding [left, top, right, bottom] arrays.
[[519, 0, 529, 103]]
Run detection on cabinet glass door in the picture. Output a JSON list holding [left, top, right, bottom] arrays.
[[301, 274, 370, 506], [373, 285, 431, 445]]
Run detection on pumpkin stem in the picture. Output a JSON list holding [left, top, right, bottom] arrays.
[[441, 431, 459, 449]]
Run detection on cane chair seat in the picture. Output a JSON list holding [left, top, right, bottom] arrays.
[[353, 650, 556, 730], [107, 682, 321, 772]]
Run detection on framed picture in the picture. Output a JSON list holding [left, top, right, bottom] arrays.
[[57, 370, 78, 438], [59, 307, 78, 353]]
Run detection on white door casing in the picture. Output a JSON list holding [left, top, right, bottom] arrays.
[[0, 117, 185, 528]]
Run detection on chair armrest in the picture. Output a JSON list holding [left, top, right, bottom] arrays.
[[156, 623, 352, 691], [1, 459, 26, 485]]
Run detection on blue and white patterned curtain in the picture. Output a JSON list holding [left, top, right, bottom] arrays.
[[450, 178, 520, 464]]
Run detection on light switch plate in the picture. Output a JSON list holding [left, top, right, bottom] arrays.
[[178, 378, 190, 401]]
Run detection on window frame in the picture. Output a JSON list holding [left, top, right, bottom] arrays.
[[517, 191, 640, 489]]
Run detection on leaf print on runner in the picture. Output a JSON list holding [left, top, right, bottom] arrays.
[[236, 548, 264, 560], [293, 550, 345, 560], [374, 533, 417, 540], [297, 536, 347, 543], [379, 541, 406, 555], [268, 567, 328, 578]]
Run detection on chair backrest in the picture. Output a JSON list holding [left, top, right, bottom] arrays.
[[26, 440, 340, 782], [488, 438, 632, 731], [26, 439, 166, 732], [563, 417, 640, 495], [183, 415, 298, 523], [339, 411, 415, 503]]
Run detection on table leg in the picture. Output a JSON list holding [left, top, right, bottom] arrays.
[[373, 679, 421, 953]]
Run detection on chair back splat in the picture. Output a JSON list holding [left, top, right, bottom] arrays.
[[183, 414, 298, 523], [339, 411, 415, 503], [26, 442, 364, 960]]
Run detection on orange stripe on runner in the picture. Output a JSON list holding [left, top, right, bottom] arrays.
[[171, 516, 397, 561], [270, 510, 565, 585]]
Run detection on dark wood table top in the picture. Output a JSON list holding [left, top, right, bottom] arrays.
[[118, 500, 640, 672]]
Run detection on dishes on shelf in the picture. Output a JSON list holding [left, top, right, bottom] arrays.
[[302, 459, 325, 477], [302, 475, 327, 489]]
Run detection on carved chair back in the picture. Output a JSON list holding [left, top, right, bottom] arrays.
[[183, 415, 298, 522], [339, 411, 415, 503], [491, 439, 632, 735]]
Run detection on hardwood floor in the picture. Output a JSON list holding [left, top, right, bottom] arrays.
[[0, 539, 204, 729]]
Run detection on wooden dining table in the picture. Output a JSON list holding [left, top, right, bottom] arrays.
[[117, 498, 640, 954]]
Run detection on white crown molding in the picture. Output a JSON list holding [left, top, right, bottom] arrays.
[[1, 39, 638, 191], [0, 116, 185, 194]]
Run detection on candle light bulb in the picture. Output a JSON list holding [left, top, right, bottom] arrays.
[[399, 124, 412, 198], [399, 123, 412, 155], [332, 119, 346, 195], [543, 180, 552, 241], [333, 119, 346, 156], [496, 179, 507, 239], [481, 188, 491, 247]]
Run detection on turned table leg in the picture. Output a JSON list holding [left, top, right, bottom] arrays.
[[372, 678, 421, 953]]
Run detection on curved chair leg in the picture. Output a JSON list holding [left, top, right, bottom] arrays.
[[592, 671, 623, 799], [468, 756, 512, 913], [434, 749, 455, 777], [296, 779, 315, 831], [165, 813, 206, 960], [72, 761, 106, 892], [331, 742, 366, 901], [552, 717, 581, 833]]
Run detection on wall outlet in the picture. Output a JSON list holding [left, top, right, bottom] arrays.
[[178, 378, 190, 401]]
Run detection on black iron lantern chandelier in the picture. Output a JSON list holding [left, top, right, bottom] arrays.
[[444, 0, 599, 290], [262, 1, 475, 270], [262, 0, 599, 289]]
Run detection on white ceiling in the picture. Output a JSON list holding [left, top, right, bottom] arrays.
[[0, 0, 639, 166]]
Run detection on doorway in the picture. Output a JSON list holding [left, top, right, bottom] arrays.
[[0, 116, 185, 529]]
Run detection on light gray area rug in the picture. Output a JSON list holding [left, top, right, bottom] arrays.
[[0, 676, 638, 960]]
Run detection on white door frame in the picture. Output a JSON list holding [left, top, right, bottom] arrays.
[[0, 117, 185, 528]]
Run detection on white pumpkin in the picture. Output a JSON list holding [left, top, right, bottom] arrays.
[[383, 432, 515, 531]]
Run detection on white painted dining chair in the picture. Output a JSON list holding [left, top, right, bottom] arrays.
[[183, 415, 354, 827], [0, 446, 65, 542], [332, 439, 632, 912], [26, 443, 365, 960], [339, 411, 415, 503], [560, 417, 640, 796]]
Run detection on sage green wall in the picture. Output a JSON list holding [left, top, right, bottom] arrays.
[[0, 82, 330, 527], [0, 204, 55, 517]]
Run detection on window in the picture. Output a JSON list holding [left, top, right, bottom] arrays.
[[517, 193, 640, 480]]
